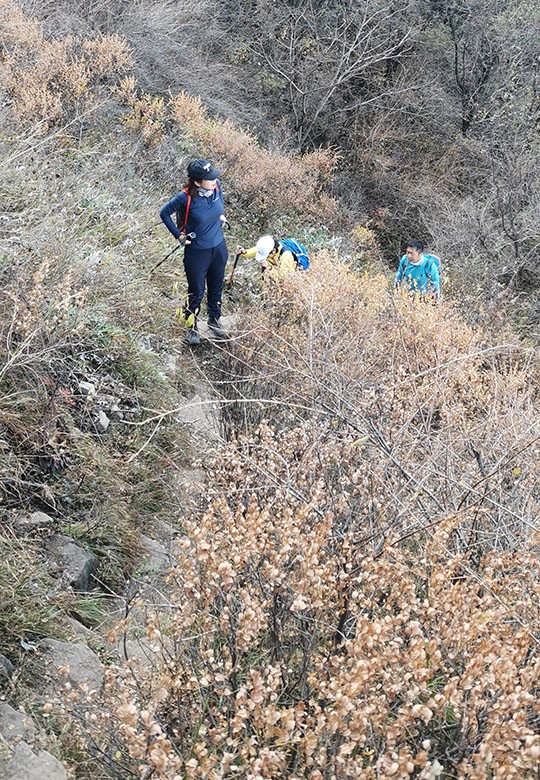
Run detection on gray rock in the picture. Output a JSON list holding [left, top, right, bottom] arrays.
[[138, 534, 174, 576], [87, 251, 102, 267], [64, 616, 94, 641], [94, 410, 110, 433], [108, 403, 123, 420], [45, 534, 98, 592], [78, 381, 96, 396], [0, 654, 14, 677], [39, 638, 104, 692], [0, 704, 36, 744], [3, 741, 67, 780], [120, 637, 161, 669], [14, 511, 54, 532]]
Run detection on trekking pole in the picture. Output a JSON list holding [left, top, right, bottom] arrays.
[[149, 232, 196, 275], [227, 251, 243, 287]]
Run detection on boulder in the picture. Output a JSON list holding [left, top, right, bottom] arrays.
[[45, 534, 98, 592], [39, 639, 104, 692], [3, 741, 67, 780]]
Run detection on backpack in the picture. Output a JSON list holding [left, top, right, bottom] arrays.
[[424, 253, 441, 276], [175, 187, 191, 233], [423, 253, 439, 268], [279, 237, 311, 270]]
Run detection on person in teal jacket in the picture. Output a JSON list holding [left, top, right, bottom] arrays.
[[395, 240, 441, 300]]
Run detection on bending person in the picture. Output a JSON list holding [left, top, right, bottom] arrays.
[[237, 235, 297, 280]]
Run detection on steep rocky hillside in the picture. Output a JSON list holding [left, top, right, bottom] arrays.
[[0, 4, 538, 779]]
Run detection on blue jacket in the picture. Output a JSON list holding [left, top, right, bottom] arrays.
[[395, 253, 441, 297], [159, 181, 225, 249]]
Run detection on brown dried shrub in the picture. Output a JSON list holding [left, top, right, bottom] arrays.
[[60, 262, 538, 778], [116, 88, 340, 226], [170, 91, 339, 224], [0, 0, 132, 126]]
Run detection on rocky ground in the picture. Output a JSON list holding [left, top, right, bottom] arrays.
[[0, 317, 236, 780]]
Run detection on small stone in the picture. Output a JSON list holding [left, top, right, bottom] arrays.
[[87, 251, 102, 267], [109, 403, 123, 420], [78, 381, 95, 395], [94, 410, 110, 433], [0, 654, 14, 677], [14, 511, 54, 532]]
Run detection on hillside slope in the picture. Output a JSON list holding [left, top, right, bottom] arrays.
[[0, 4, 539, 779]]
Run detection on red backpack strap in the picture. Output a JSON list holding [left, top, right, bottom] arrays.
[[179, 186, 191, 233]]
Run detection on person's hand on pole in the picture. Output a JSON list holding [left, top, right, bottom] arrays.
[[150, 232, 196, 275]]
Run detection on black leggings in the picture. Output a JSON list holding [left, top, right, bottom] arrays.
[[183, 240, 228, 320]]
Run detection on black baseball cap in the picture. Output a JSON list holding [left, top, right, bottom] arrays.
[[187, 158, 220, 181]]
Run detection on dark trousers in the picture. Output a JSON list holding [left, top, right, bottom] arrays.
[[183, 240, 228, 321]]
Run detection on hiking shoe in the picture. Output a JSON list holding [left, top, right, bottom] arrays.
[[207, 317, 227, 338], [187, 327, 201, 346]]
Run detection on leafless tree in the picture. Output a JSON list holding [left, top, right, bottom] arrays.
[[238, 0, 421, 150]]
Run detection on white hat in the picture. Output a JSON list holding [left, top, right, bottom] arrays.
[[255, 235, 275, 261]]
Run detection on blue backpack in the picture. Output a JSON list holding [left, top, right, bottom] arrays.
[[424, 253, 441, 276], [279, 237, 311, 270]]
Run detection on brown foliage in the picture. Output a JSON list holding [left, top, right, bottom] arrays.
[[117, 85, 339, 226], [63, 486, 539, 777], [61, 262, 539, 778], [170, 91, 339, 225], [0, 0, 131, 125]]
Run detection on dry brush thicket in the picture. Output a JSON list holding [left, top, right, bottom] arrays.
[[116, 83, 339, 228], [9, 0, 540, 318], [0, 0, 131, 125], [62, 262, 539, 779], [1, 0, 338, 232]]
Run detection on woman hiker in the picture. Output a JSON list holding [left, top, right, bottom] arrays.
[[160, 158, 228, 344]]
